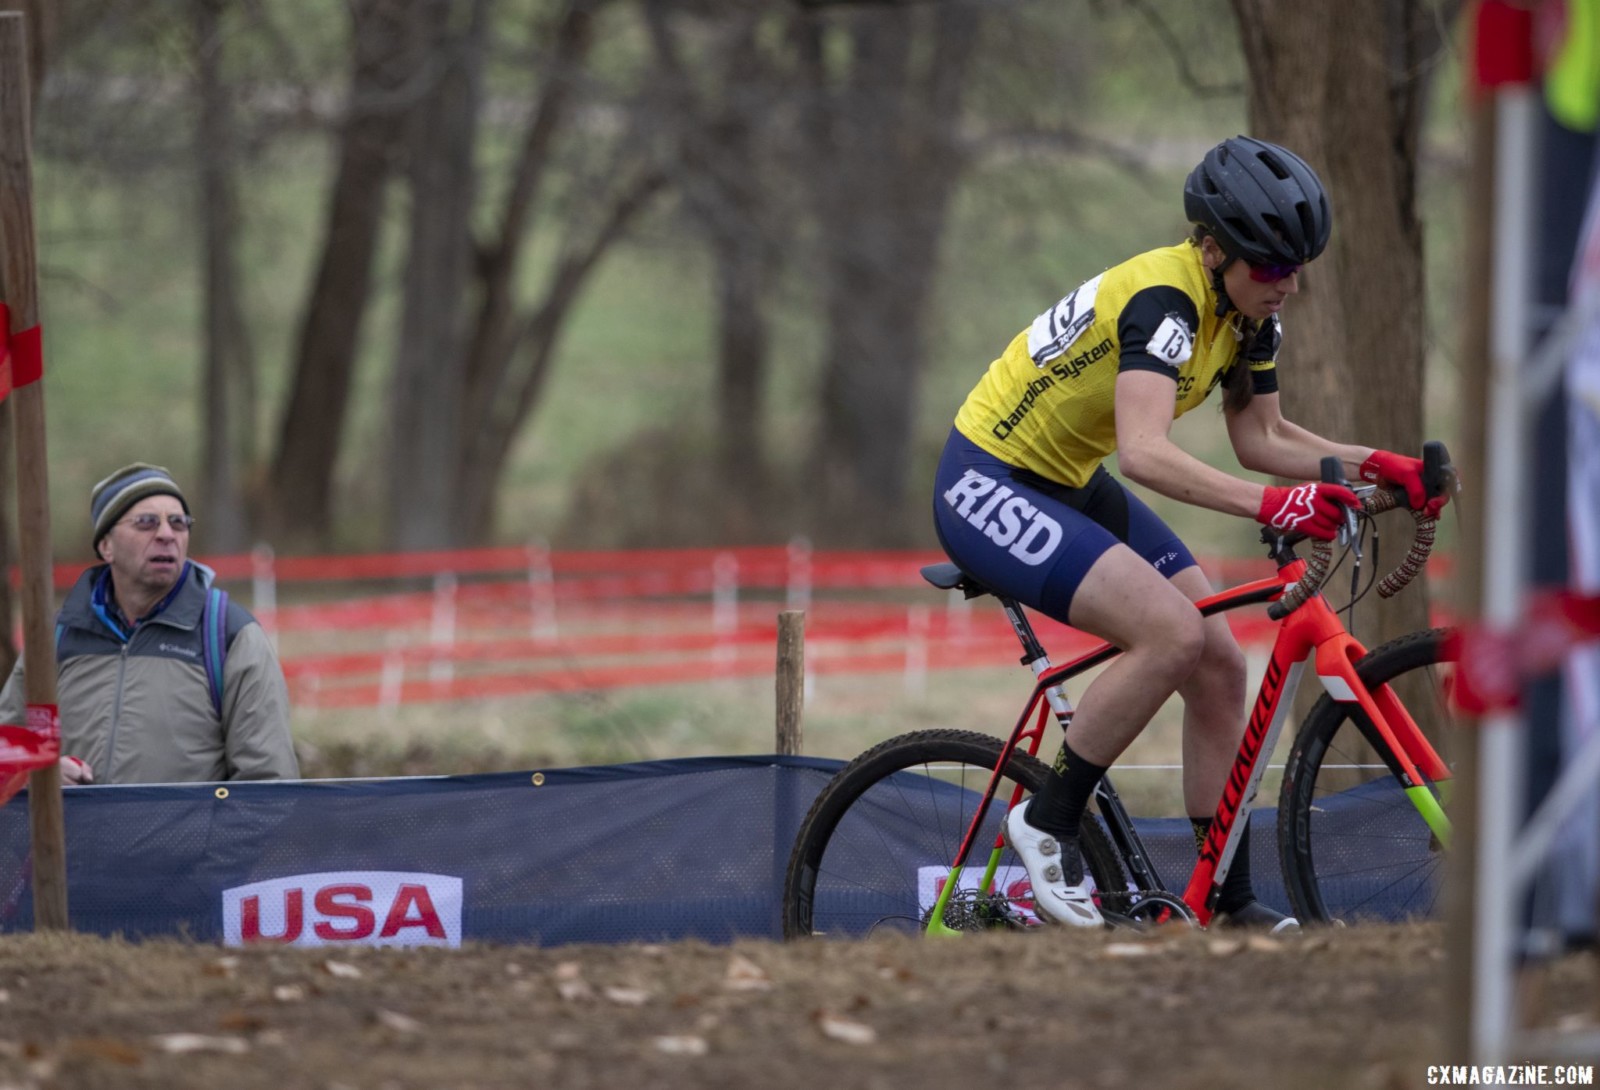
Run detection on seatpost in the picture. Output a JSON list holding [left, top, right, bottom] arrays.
[[997, 595, 1075, 727]]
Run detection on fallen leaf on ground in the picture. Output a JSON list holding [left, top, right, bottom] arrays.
[[603, 986, 651, 1006], [67, 1037, 143, 1066], [724, 955, 772, 992], [1206, 939, 1244, 957], [323, 961, 362, 980], [556, 979, 594, 1002], [815, 1011, 876, 1045], [1103, 943, 1159, 958], [216, 1011, 265, 1032], [376, 1010, 424, 1035], [150, 1034, 250, 1055], [653, 1035, 708, 1056], [1245, 935, 1284, 954], [272, 985, 306, 1003]]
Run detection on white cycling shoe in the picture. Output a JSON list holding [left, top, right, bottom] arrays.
[[1003, 804, 1104, 928]]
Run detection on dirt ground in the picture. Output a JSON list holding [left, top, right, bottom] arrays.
[[0, 924, 1592, 1090]]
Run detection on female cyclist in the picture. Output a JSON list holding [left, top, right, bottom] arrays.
[[932, 135, 1447, 931]]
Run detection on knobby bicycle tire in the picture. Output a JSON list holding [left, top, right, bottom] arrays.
[[1276, 628, 1459, 924], [782, 729, 1124, 939]]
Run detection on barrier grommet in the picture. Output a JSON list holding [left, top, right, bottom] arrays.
[[531, 773, 545, 786], [215, 787, 229, 800]]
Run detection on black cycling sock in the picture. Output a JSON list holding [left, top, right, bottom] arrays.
[[1191, 816, 1257, 913], [1025, 739, 1109, 840]]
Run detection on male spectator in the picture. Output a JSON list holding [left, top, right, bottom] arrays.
[[0, 463, 297, 784]]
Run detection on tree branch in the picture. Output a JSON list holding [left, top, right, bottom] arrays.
[[1125, 0, 1245, 99]]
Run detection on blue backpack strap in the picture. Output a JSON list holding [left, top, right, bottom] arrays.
[[201, 588, 228, 718]]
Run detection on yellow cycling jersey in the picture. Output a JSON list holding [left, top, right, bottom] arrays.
[[953, 241, 1280, 487]]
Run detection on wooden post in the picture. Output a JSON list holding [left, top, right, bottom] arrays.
[[0, 12, 67, 930], [775, 610, 804, 756]]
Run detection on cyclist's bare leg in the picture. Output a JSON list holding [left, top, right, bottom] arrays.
[[1165, 564, 1250, 816], [1009, 544, 1204, 926], [1163, 565, 1288, 926], [1058, 545, 1207, 766]]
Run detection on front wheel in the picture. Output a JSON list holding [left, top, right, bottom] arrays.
[[1277, 628, 1459, 924], [782, 729, 1123, 938]]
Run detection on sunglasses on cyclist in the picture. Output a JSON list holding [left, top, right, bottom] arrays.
[[1247, 261, 1302, 283], [118, 513, 195, 533]]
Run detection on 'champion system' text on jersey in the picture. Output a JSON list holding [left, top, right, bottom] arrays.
[[953, 242, 1281, 487]]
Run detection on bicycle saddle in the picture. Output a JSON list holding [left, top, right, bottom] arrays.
[[920, 562, 995, 600]]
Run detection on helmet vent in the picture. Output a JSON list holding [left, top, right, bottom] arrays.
[[1257, 149, 1294, 181]]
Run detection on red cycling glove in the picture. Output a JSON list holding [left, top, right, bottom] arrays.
[[1257, 482, 1359, 541], [1359, 450, 1447, 517]]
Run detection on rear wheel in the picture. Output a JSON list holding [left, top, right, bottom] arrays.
[[1277, 629, 1459, 924], [782, 729, 1123, 938]]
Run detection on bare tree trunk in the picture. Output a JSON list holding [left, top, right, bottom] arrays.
[[388, 0, 486, 551], [800, 4, 979, 544], [458, 0, 595, 461], [455, 167, 665, 542], [444, 0, 669, 544], [265, 0, 413, 549], [710, 226, 774, 535], [646, 7, 785, 539], [1229, 0, 1450, 650], [195, 0, 252, 552]]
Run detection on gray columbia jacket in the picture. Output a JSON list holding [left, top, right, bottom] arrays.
[[0, 561, 298, 783]]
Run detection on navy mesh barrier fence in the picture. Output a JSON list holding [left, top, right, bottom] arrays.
[[0, 757, 1422, 946]]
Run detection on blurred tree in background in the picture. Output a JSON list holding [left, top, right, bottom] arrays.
[[11, 0, 1464, 555], [1233, 0, 1461, 650], [265, 0, 415, 549]]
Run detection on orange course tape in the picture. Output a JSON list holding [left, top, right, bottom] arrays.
[[0, 303, 43, 403], [0, 703, 60, 808], [1447, 592, 1600, 714]]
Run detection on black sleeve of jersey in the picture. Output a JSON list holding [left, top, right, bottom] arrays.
[[1117, 286, 1201, 378]]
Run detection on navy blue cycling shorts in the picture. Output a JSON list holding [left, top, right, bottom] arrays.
[[931, 428, 1197, 623]]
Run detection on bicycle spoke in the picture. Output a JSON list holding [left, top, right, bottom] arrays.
[[807, 758, 1022, 934], [784, 731, 1123, 938]]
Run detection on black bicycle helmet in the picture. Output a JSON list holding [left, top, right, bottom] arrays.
[[1184, 136, 1332, 267]]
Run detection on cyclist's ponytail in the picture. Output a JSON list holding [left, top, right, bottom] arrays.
[[1222, 346, 1255, 414]]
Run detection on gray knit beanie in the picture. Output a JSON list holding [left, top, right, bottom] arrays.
[[90, 463, 189, 551]]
